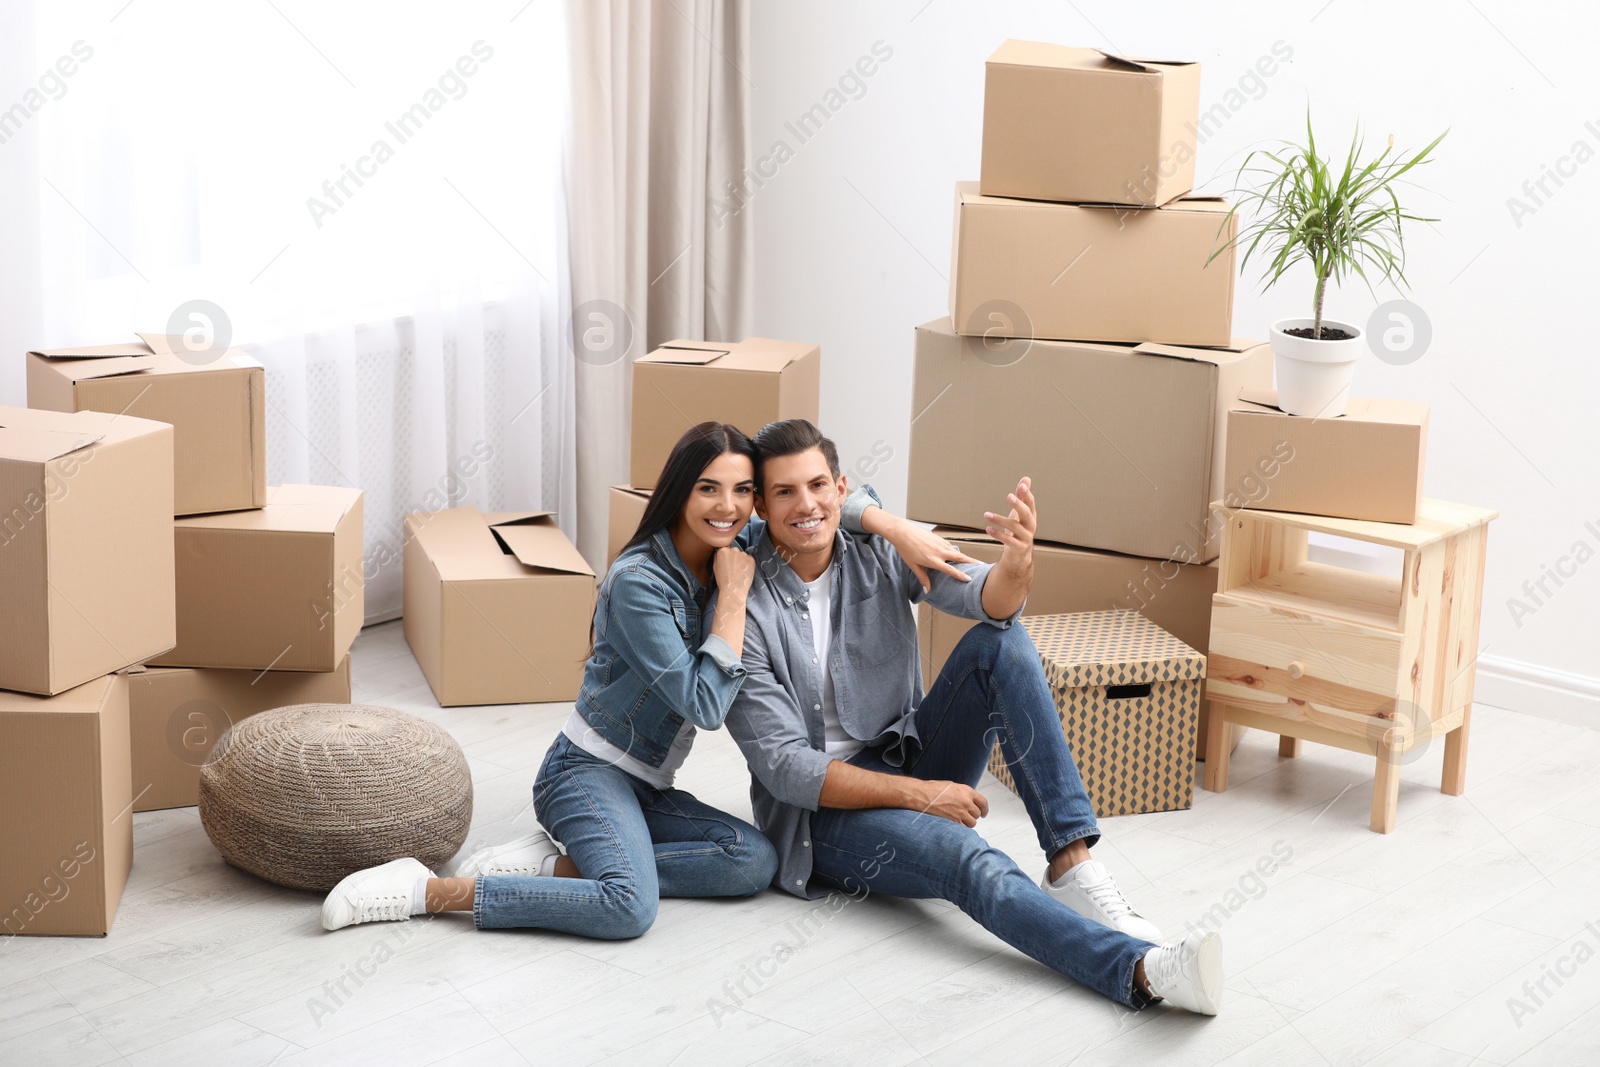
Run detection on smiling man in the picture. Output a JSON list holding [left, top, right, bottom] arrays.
[[722, 418, 1224, 1016]]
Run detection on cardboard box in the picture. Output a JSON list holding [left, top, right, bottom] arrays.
[[0, 406, 176, 696], [149, 484, 364, 672], [988, 612, 1204, 817], [907, 318, 1271, 562], [948, 183, 1236, 347], [27, 334, 266, 516], [1226, 388, 1429, 525], [0, 674, 133, 937], [404, 507, 597, 706], [916, 527, 1237, 759], [981, 42, 1201, 207], [608, 484, 652, 568], [122, 657, 353, 812], [630, 338, 820, 489]]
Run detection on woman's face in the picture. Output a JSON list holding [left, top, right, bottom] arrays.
[[678, 451, 756, 551]]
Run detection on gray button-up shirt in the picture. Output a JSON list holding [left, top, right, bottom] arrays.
[[723, 527, 1016, 898]]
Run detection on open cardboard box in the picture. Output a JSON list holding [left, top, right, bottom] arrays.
[[981, 41, 1201, 207], [907, 318, 1271, 563], [949, 183, 1237, 348], [1226, 388, 1429, 525], [631, 338, 819, 489], [404, 507, 597, 706], [27, 333, 266, 516], [0, 674, 133, 937], [150, 484, 364, 673], [0, 406, 176, 695]]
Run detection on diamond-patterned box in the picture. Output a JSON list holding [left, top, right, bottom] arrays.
[[989, 611, 1205, 817]]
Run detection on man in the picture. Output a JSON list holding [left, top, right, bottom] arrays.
[[723, 419, 1223, 1015]]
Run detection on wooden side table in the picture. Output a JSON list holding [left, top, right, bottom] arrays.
[[1200, 498, 1497, 833]]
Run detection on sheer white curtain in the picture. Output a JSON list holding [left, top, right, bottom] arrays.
[[5, 0, 573, 622]]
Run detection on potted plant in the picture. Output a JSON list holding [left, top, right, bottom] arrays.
[[1211, 117, 1446, 417]]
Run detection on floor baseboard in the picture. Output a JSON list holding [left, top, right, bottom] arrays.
[[1475, 653, 1600, 731]]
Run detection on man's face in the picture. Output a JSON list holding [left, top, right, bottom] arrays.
[[756, 446, 848, 565]]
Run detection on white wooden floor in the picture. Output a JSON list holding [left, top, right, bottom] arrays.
[[4, 619, 1599, 1066]]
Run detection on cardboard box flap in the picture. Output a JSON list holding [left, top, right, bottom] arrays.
[[490, 514, 596, 577], [1235, 387, 1430, 426], [1133, 338, 1268, 368], [177, 483, 359, 532], [0, 674, 119, 714], [0, 423, 106, 462], [955, 183, 1228, 216], [28, 341, 154, 360], [1095, 50, 1197, 72], [639, 343, 730, 366]]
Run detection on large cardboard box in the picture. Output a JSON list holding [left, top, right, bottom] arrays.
[[608, 484, 652, 568], [404, 507, 597, 706], [122, 657, 353, 812], [981, 42, 1201, 207], [949, 183, 1236, 347], [915, 527, 1237, 759], [907, 318, 1271, 562], [1226, 388, 1429, 525], [0, 406, 176, 696], [27, 334, 266, 516], [987, 612, 1204, 817], [0, 674, 133, 937], [149, 484, 364, 673], [630, 338, 820, 489]]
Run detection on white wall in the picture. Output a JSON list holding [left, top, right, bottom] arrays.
[[747, 1, 1600, 714]]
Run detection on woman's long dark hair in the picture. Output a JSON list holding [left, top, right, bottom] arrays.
[[620, 421, 757, 559]]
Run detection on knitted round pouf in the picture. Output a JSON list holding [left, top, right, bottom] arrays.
[[199, 703, 473, 891]]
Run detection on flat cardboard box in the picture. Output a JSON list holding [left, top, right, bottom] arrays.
[[27, 334, 266, 516], [907, 318, 1271, 562], [121, 657, 353, 812], [1226, 388, 1429, 525], [404, 507, 597, 706], [0, 674, 133, 937], [988, 612, 1205, 816], [948, 183, 1236, 347], [981, 42, 1201, 207], [631, 338, 820, 489], [916, 528, 1237, 759], [0, 406, 176, 696], [608, 484, 652, 568], [149, 484, 364, 672]]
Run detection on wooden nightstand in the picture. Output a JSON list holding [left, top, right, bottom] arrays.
[[1200, 498, 1497, 833]]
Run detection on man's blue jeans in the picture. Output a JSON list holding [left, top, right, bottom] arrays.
[[808, 622, 1156, 1007], [473, 734, 779, 937]]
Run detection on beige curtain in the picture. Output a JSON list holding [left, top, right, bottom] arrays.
[[564, 0, 754, 568]]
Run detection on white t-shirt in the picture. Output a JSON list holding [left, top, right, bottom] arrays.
[[562, 709, 696, 791], [804, 567, 863, 758]]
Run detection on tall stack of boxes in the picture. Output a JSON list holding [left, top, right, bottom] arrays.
[[912, 43, 1269, 778], [3, 334, 361, 937]]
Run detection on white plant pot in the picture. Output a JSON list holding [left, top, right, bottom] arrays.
[[1270, 318, 1363, 418]]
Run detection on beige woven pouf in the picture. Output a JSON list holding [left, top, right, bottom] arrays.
[[199, 703, 473, 891]]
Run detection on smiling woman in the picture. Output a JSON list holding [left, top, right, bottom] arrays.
[[8, 0, 569, 621]]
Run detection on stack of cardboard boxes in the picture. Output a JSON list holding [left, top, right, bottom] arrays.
[[2, 334, 361, 937], [912, 43, 1271, 760]]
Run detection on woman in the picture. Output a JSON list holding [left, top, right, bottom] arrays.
[[322, 421, 963, 936]]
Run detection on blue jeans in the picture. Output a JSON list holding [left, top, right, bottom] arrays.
[[473, 734, 778, 938], [808, 623, 1156, 1007]]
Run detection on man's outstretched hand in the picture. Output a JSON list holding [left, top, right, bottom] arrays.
[[980, 476, 1036, 620]]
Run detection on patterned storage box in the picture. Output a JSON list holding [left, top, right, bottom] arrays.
[[988, 611, 1205, 817]]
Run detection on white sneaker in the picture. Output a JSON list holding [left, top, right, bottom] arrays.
[[1041, 859, 1162, 941], [321, 858, 433, 931], [1143, 931, 1224, 1015], [444, 830, 563, 879]]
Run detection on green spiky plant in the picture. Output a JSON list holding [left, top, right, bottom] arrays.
[[1210, 115, 1447, 339]]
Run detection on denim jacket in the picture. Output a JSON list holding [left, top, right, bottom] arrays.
[[575, 485, 881, 767]]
